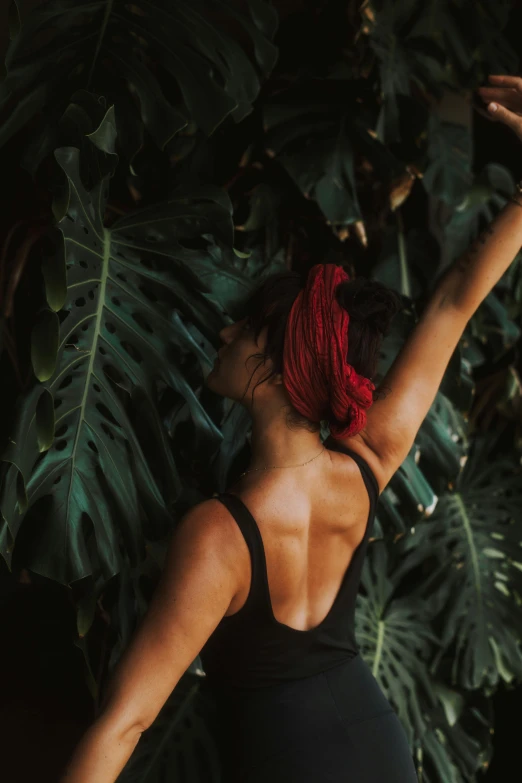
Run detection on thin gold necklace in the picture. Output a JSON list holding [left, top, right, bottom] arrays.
[[238, 445, 326, 479]]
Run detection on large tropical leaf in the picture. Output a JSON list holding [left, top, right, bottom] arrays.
[[355, 540, 441, 746], [0, 106, 245, 584], [356, 541, 494, 783], [416, 688, 493, 783], [175, 242, 288, 322], [372, 222, 441, 302], [202, 395, 255, 495], [444, 163, 516, 260], [442, 0, 519, 84], [397, 432, 522, 690], [365, 0, 446, 144], [263, 80, 405, 229], [422, 113, 473, 208], [396, 0, 513, 89], [0, 0, 279, 171]]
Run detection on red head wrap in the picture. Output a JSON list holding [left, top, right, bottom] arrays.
[[282, 263, 375, 439]]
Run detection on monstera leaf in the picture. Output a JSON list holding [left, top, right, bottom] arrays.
[[413, 391, 470, 482], [372, 223, 441, 302], [465, 289, 522, 365], [175, 242, 287, 321], [0, 0, 278, 171], [398, 432, 522, 690], [355, 541, 441, 746], [357, 541, 494, 783], [418, 687, 493, 783], [457, 0, 520, 79], [365, 0, 446, 144], [423, 113, 473, 207], [445, 163, 515, 260], [0, 106, 245, 584], [263, 80, 404, 229]]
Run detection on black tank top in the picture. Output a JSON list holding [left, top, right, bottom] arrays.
[[198, 446, 379, 690]]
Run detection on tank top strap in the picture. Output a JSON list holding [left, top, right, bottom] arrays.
[[332, 445, 380, 512], [214, 491, 268, 615]]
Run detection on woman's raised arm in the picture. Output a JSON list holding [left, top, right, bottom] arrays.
[[346, 74, 522, 491]]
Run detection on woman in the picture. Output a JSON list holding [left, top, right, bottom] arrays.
[[59, 74, 522, 783]]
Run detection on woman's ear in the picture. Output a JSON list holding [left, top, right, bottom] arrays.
[[271, 372, 284, 385]]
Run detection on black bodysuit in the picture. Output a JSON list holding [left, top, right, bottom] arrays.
[[198, 445, 418, 782]]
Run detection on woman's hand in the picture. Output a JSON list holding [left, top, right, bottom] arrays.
[[476, 74, 522, 142]]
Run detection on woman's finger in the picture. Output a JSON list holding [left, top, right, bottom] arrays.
[[478, 86, 522, 114], [488, 74, 522, 92], [486, 101, 522, 140]]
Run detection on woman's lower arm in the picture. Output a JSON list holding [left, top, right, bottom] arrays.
[[58, 714, 144, 783]]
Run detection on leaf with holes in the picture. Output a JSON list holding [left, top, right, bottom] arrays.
[[397, 432, 522, 690], [0, 119, 242, 584], [1, 0, 279, 171], [417, 688, 493, 783], [357, 540, 493, 781], [355, 541, 441, 747]]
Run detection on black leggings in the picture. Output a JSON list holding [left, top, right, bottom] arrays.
[[202, 654, 418, 782]]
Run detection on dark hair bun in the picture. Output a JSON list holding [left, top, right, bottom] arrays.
[[335, 276, 403, 337]]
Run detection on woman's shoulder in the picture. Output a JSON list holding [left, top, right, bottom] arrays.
[[324, 433, 384, 497]]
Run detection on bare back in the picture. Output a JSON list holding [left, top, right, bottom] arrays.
[[223, 441, 375, 632]]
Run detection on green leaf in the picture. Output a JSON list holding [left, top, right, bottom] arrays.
[[0, 119, 243, 583], [35, 389, 55, 453], [461, 0, 520, 78], [399, 433, 522, 690], [367, 0, 446, 143], [235, 182, 282, 233], [41, 238, 67, 312], [372, 224, 441, 301], [355, 541, 441, 747], [423, 114, 473, 207], [208, 399, 252, 493], [445, 163, 515, 260], [76, 590, 98, 638], [357, 541, 494, 782], [419, 692, 493, 783], [469, 290, 522, 364], [265, 98, 360, 224], [187, 242, 287, 320], [31, 309, 59, 381], [8, 0, 21, 40], [414, 391, 470, 476], [263, 81, 403, 226], [0, 0, 279, 170]]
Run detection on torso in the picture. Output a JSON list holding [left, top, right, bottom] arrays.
[[221, 436, 379, 632]]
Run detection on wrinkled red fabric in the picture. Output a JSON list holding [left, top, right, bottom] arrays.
[[282, 263, 376, 439]]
